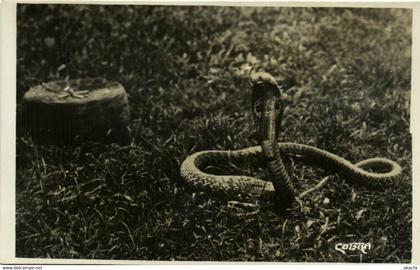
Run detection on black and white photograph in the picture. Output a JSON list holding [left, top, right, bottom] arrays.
[[9, 2, 413, 263]]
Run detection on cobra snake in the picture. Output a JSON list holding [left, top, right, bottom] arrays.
[[180, 72, 402, 210]]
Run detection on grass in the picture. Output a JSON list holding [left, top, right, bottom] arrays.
[[16, 5, 412, 262]]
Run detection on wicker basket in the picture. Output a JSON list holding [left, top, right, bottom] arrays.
[[22, 77, 131, 144]]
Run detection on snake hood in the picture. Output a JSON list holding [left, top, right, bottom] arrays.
[[250, 72, 284, 136], [250, 72, 282, 98]]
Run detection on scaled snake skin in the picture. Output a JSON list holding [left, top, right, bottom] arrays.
[[180, 72, 402, 209]]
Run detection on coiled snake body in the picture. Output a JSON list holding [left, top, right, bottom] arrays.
[[180, 72, 402, 210]]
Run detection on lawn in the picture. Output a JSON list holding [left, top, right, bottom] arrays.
[[16, 5, 412, 262]]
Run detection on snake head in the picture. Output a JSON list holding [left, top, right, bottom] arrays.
[[250, 72, 282, 98]]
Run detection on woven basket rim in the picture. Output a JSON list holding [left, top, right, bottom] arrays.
[[23, 78, 126, 105]]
